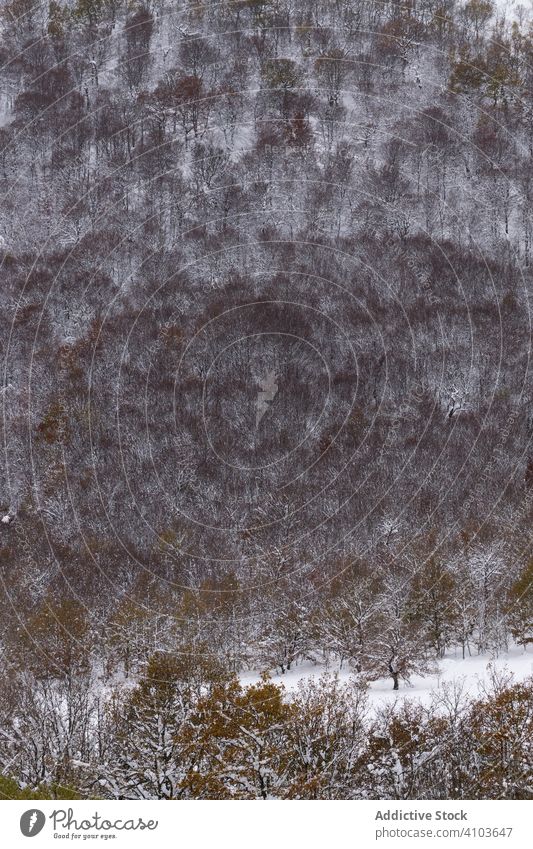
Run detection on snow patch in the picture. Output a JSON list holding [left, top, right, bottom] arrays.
[[241, 645, 533, 710]]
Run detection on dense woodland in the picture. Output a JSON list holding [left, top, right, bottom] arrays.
[[0, 0, 532, 798]]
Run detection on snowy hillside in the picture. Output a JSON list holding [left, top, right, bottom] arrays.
[[0, 0, 532, 800]]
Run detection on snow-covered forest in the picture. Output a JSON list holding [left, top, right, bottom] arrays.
[[0, 0, 532, 799]]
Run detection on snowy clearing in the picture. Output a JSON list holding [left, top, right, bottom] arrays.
[[241, 646, 533, 710]]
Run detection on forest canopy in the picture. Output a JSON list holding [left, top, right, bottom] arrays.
[[0, 0, 532, 799]]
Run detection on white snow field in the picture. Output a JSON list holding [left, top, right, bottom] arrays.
[[241, 645, 533, 710]]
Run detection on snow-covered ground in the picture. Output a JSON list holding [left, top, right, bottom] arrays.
[[241, 645, 533, 710], [492, 0, 533, 22]]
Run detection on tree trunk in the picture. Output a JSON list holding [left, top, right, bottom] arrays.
[[389, 656, 399, 690]]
